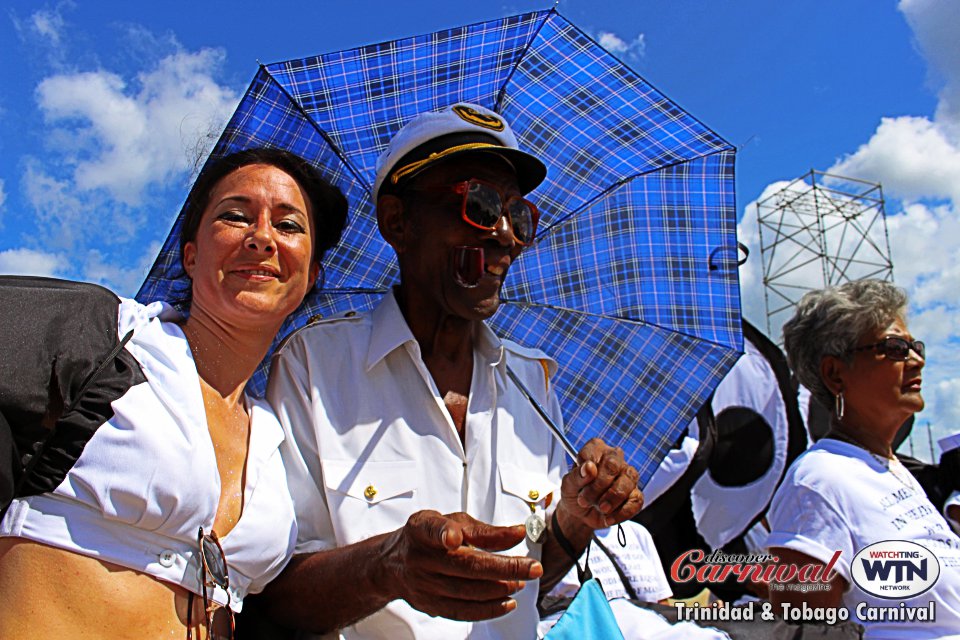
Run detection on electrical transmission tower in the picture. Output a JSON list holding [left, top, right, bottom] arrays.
[[756, 170, 894, 337]]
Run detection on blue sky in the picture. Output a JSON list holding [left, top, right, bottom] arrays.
[[2, 1, 958, 457]]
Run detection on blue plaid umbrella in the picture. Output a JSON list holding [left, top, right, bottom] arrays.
[[138, 9, 742, 484]]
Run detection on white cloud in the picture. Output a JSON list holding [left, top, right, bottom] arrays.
[[598, 31, 646, 60], [0, 248, 65, 276], [899, 0, 960, 134], [36, 48, 239, 205], [923, 378, 960, 447], [81, 241, 162, 297], [830, 116, 960, 203], [13, 41, 240, 281], [830, 3, 960, 202], [21, 163, 92, 249], [887, 202, 960, 302], [31, 8, 66, 46], [0, 178, 6, 209], [10, 5, 73, 69]]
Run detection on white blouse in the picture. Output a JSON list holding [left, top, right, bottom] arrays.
[[1, 299, 297, 611]]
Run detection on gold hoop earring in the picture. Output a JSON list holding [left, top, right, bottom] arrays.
[[835, 392, 845, 422]]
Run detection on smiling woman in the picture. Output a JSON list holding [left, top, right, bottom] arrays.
[[184, 163, 319, 327], [0, 148, 347, 640]]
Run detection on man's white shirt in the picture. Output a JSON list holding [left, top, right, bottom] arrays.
[[268, 289, 566, 640]]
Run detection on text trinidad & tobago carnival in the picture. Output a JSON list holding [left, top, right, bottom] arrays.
[[670, 549, 938, 625]]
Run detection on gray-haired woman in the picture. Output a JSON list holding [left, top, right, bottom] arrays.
[[766, 279, 960, 638]]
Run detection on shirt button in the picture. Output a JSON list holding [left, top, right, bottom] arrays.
[[528, 490, 540, 501], [364, 485, 377, 500], [159, 550, 177, 567]]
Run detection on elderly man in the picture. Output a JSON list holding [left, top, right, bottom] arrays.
[[264, 103, 642, 639]]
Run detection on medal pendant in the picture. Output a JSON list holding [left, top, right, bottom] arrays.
[[524, 513, 546, 544]]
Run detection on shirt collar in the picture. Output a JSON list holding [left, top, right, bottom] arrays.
[[365, 288, 506, 372], [365, 288, 416, 371], [473, 316, 506, 371]]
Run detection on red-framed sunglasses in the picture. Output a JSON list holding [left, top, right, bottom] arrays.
[[410, 178, 540, 246]]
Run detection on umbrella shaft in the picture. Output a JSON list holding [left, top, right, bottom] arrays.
[[506, 366, 577, 461]]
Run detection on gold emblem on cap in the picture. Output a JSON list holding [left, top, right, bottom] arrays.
[[452, 105, 505, 132], [364, 485, 377, 500], [528, 489, 540, 501]]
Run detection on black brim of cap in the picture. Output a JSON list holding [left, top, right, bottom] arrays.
[[387, 144, 548, 197]]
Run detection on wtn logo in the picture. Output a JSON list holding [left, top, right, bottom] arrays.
[[852, 541, 940, 599], [861, 558, 927, 583]]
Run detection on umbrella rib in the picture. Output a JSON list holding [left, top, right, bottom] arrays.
[[501, 299, 739, 352], [315, 287, 390, 295], [538, 147, 734, 234], [494, 8, 556, 113], [260, 64, 370, 191], [506, 365, 577, 460]]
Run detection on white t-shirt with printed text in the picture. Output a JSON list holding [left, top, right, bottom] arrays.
[[767, 438, 960, 639], [546, 521, 672, 603]]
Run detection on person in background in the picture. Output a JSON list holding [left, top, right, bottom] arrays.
[[542, 522, 672, 606], [939, 434, 960, 535], [0, 148, 347, 640], [768, 279, 960, 638], [262, 103, 643, 639]]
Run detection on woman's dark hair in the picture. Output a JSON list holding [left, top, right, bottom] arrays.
[[180, 148, 348, 267]]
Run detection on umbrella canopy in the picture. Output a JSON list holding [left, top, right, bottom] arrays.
[[137, 9, 742, 483]]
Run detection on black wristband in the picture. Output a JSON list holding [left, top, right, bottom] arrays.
[[551, 510, 592, 583], [551, 510, 580, 563]]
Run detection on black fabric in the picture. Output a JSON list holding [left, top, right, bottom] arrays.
[[892, 415, 914, 451], [708, 537, 762, 603], [805, 394, 833, 442], [0, 276, 145, 512], [723, 320, 808, 539], [940, 447, 960, 496], [235, 594, 295, 639], [0, 412, 15, 508], [899, 452, 957, 512], [742, 320, 808, 470], [710, 406, 775, 486]]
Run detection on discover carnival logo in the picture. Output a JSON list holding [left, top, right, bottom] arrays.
[[671, 548, 840, 587], [851, 540, 940, 599]]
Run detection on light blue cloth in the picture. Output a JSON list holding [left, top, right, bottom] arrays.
[[545, 578, 625, 640]]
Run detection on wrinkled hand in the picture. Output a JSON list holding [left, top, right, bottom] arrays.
[[380, 510, 543, 621], [559, 438, 643, 530]]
